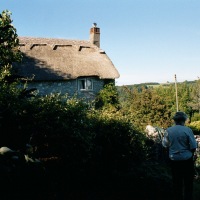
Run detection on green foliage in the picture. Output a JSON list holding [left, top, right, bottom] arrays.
[[0, 80, 148, 174], [119, 86, 173, 131], [0, 10, 22, 68], [189, 78, 200, 114], [0, 81, 36, 149], [18, 94, 92, 164], [95, 82, 120, 110], [89, 109, 147, 167], [118, 81, 200, 132], [188, 121, 200, 135], [192, 113, 200, 121]]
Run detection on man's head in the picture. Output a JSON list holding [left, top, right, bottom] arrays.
[[173, 111, 188, 124]]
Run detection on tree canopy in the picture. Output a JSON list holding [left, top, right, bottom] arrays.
[[0, 10, 22, 80]]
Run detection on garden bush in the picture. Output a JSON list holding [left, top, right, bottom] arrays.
[[188, 121, 200, 135]]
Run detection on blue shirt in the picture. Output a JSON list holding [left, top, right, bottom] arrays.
[[162, 125, 197, 160]]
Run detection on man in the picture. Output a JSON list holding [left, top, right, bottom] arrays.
[[162, 111, 197, 200]]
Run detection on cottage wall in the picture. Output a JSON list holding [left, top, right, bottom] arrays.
[[26, 77, 108, 100]]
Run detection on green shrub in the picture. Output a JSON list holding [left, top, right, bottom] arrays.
[[188, 121, 200, 135], [192, 113, 200, 122]]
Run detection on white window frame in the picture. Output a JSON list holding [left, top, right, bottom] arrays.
[[78, 78, 93, 91]]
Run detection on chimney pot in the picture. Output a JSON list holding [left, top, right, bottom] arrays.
[[90, 23, 100, 47]]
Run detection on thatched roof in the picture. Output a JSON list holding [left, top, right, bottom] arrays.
[[13, 37, 120, 81]]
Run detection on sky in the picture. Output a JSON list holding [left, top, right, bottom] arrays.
[[1, 0, 200, 86]]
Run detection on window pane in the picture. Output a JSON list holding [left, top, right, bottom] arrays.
[[79, 80, 85, 89], [87, 79, 92, 90]]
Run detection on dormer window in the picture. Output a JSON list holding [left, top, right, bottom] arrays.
[[78, 78, 93, 91]]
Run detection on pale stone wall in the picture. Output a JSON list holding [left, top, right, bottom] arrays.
[[26, 77, 108, 100]]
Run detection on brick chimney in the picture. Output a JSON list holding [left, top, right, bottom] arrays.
[[90, 23, 100, 48]]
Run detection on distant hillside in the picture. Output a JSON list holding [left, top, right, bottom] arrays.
[[116, 80, 196, 89], [116, 80, 196, 102]]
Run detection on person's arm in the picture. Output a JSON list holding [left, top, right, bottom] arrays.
[[188, 129, 198, 151], [188, 129, 198, 160]]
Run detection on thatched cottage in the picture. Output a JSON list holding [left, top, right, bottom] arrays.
[[13, 23, 120, 100]]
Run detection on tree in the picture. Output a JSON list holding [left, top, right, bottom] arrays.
[[0, 10, 26, 148], [190, 78, 200, 114], [95, 82, 120, 110], [0, 10, 22, 80], [119, 84, 187, 130]]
